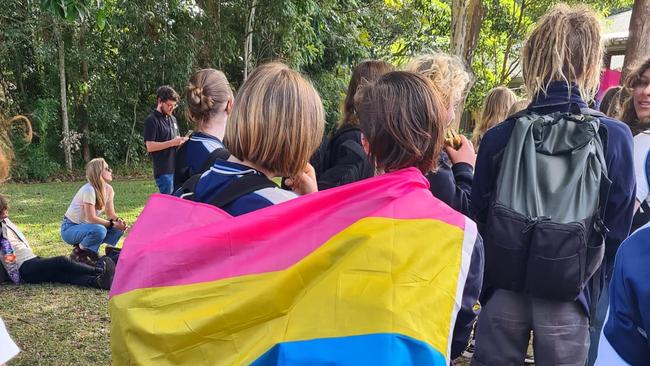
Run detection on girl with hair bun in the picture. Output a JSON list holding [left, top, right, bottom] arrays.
[[61, 158, 127, 265], [179, 62, 324, 216], [174, 69, 234, 190]]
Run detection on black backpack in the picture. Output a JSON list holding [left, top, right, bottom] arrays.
[[484, 107, 610, 301], [311, 125, 372, 190], [174, 143, 231, 191]]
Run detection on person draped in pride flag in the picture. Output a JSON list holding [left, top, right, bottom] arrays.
[[110, 65, 482, 365]]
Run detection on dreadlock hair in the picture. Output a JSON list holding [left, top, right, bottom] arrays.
[[521, 4, 603, 103], [620, 57, 650, 135], [472, 86, 518, 147]]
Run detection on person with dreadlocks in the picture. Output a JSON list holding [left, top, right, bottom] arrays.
[[470, 5, 635, 365]]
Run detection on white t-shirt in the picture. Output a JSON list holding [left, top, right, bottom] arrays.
[[64, 183, 113, 224], [0, 317, 19, 364], [633, 132, 650, 204]]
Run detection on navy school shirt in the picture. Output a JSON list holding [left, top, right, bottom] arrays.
[[471, 82, 636, 315], [597, 224, 650, 366], [143, 109, 180, 177], [425, 151, 474, 217], [187, 160, 297, 217], [174, 132, 226, 190]]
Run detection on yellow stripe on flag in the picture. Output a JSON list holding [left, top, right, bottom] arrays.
[[110, 217, 465, 365]]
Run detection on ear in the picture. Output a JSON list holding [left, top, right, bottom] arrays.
[[225, 99, 234, 114], [361, 133, 370, 155]]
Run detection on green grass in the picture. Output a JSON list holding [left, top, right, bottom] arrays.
[[0, 179, 155, 366]]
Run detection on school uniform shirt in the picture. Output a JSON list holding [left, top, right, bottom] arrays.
[[0, 317, 19, 364], [596, 223, 650, 366], [471, 82, 636, 315], [143, 109, 180, 178], [1, 219, 36, 268], [633, 132, 650, 204], [425, 151, 473, 217], [174, 132, 226, 189], [64, 183, 112, 224], [191, 160, 297, 216]]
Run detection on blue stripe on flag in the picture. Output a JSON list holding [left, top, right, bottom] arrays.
[[251, 333, 446, 366]]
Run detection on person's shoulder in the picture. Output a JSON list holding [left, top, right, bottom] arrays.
[[621, 224, 650, 257], [478, 118, 516, 153], [598, 117, 633, 140], [253, 187, 298, 205]]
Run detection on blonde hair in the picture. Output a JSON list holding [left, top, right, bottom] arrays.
[[185, 69, 233, 130], [507, 99, 530, 117], [0, 115, 33, 181], [472, 87, 518, 146], [405, 53, 473, 109], [337, 60, 394, 129], [521, 4, 603, 102], [620, 57, 650, 135], [224, 62, 325, 177], [86, 158, 108, 211]]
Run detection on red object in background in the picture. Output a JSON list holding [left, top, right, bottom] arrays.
[[598, 69, 622, 101]]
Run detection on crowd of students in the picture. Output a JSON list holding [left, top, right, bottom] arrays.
[[2, 2, 650, 365]]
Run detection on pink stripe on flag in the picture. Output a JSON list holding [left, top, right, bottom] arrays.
[[110, 168, 466, 297]]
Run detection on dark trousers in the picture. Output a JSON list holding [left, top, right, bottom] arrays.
[[19, 256, 97, 288]]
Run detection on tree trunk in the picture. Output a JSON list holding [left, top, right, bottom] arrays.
[[450, 0, 485, 129], [79, 22, 91, 163], [622, 0, 650, 80], [244, 0, 257, 80], [54, 22, 73, 171]]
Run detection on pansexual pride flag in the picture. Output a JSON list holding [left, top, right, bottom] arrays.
[[109, 168, 477, 365]]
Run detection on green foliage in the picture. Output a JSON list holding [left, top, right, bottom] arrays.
[[0, 0, 635, 181]]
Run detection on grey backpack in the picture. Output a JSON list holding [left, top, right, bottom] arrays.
[[484, 108, 610, 301]]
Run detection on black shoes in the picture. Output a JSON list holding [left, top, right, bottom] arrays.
[[94, 256, 116, 290], [70, 245, 99, 266]]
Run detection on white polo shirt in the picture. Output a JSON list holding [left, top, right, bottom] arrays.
[[633, 132, 650, 204]]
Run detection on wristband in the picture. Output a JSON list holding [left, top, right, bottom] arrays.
[[108, 219, 115, 229]]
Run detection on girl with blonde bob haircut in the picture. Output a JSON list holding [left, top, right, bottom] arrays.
[[184, 62, 325, 216], [471, 4, 636, 366], [404, 53, 476, 216], [472, 86, 518, 148], [61, 158, 127, 265]]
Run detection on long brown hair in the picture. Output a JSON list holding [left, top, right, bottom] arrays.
[[356, 71, 447, 174], [472, 87, 518, 146], [85, 158, 108, 211], [521, 4, 602, 102], [337, 60, 394, 129], [620, 57, 650, 135]]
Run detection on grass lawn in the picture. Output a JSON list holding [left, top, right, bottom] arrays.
[[0, 179, 155, 366]]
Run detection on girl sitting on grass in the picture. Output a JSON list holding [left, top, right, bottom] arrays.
[[61, 158, 127, 265]]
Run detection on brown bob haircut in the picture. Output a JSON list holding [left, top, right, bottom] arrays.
[[356, 71, 446, 174], [224, 62, 325, 177]]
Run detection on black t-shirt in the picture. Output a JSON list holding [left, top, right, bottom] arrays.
[[143, 109, 179, 177]]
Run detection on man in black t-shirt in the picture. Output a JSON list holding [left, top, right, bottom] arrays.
[[143, 86, 187, 194]]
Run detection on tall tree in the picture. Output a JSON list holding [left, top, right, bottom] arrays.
[[622, 0, 650, 79]]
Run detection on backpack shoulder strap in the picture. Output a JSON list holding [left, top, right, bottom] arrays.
[[199, 148, 230, 173], [210, 174, 277, 208]]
